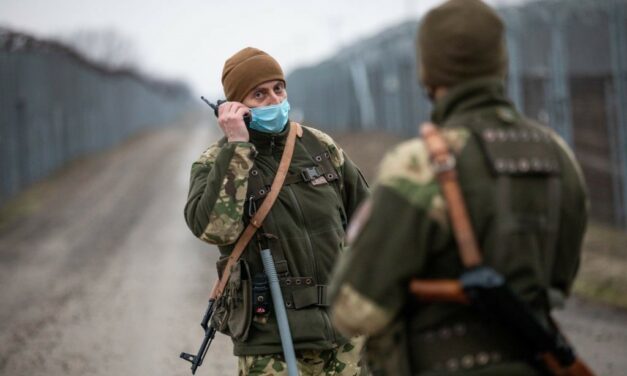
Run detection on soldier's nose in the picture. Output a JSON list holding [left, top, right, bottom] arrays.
[[268, 92, 282, 105]]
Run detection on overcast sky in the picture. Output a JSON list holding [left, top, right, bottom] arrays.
[[0, 0, 527, 97]]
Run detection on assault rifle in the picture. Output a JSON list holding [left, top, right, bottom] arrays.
[[410, 268, 594, 376], [180, 281, 219, 374]]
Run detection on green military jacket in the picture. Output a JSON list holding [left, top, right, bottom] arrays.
[[330, 78, 588, 375], [185, 122, 369, 356]]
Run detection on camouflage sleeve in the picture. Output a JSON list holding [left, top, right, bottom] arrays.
[[184, 141, 255, 246], [551, 134, 589, 296], [302, 125, 370, 219], [330, 139, 448, 337]]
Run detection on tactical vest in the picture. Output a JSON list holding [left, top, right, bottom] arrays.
[[243, 126, 344, 308], [212, 126, 350, 352], [368, 113, 566, 376]]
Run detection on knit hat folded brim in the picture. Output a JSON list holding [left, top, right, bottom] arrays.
[[222, 47, 285, 102]]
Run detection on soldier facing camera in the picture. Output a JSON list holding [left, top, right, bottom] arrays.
[[184, 47, 369, 375]]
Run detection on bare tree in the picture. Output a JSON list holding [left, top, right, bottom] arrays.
[[56, 28, 140, 70]]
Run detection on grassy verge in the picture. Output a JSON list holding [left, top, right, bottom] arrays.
[[0, 183, 48, 233], [573, 222, 627, 308]]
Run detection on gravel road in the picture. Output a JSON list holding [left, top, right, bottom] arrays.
[[0, 122, 625, 376]]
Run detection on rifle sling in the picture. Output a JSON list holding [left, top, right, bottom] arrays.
[[214, 122, 303, 299], [420, 123, 482, 268]]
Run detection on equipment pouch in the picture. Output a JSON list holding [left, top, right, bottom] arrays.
[[211, 258, 253, 341]]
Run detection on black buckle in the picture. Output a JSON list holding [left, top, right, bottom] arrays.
[[317, 285, 328, 307], [301, 167, 321, 182]]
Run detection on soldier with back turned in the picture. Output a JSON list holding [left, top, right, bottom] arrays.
[[329, 0, 588, 375]]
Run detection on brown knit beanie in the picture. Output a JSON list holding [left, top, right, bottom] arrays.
[[417, 0, 508, 88], [221, 47, 285, 102]]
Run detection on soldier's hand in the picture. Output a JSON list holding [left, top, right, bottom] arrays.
[[217, 101, 250, 143]]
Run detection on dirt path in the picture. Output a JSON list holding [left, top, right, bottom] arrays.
[[0, 122, 237, 375], [0, 122, 625, 375]]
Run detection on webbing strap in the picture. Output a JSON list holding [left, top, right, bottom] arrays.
[[287, 285, 329, 309], [421, 123, 483, 268], [213, 122, 302, 299]]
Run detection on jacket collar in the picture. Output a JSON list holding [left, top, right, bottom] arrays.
[[248, 120, 290, 155], [431, 77, 513, 126]]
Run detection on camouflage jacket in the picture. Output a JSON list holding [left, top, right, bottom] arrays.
[[184, 123, 369, 356], [330, 78, 588, 375]]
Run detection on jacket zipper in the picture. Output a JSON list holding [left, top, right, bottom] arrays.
[[285, 185, 335, 342], [272, 137, 336, 342], [285, 186, 316, 281]]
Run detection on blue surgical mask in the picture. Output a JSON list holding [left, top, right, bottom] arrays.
[[249, 99, 290, 133]]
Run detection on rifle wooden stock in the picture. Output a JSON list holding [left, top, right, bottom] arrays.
[[409, 279, 469, 304], [542, 353, 595, 376]]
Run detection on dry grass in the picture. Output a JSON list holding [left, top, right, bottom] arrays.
[[574, 222, 627, 308]]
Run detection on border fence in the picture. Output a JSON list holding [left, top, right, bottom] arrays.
[[286, 0, 627, 228], [0, 29, 193, 207]]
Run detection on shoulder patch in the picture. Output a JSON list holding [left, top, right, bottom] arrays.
[[441, 127, 471, 155], [302, 125, 345, 167], [376, 128, 469, 220], [376, 138, 438, 211], [377, 138, 433, 187]]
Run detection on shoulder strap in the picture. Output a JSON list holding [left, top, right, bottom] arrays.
[[420, 123, 483, 268], [214, 122, 302, 298]]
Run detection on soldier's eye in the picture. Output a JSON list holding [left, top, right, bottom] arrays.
[[274, 83, 285, 94]]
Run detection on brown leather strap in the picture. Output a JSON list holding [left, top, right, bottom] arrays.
[[213, 122, 302, 299], [420, 123, 482, 268], [409, 278, 469, 304]]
